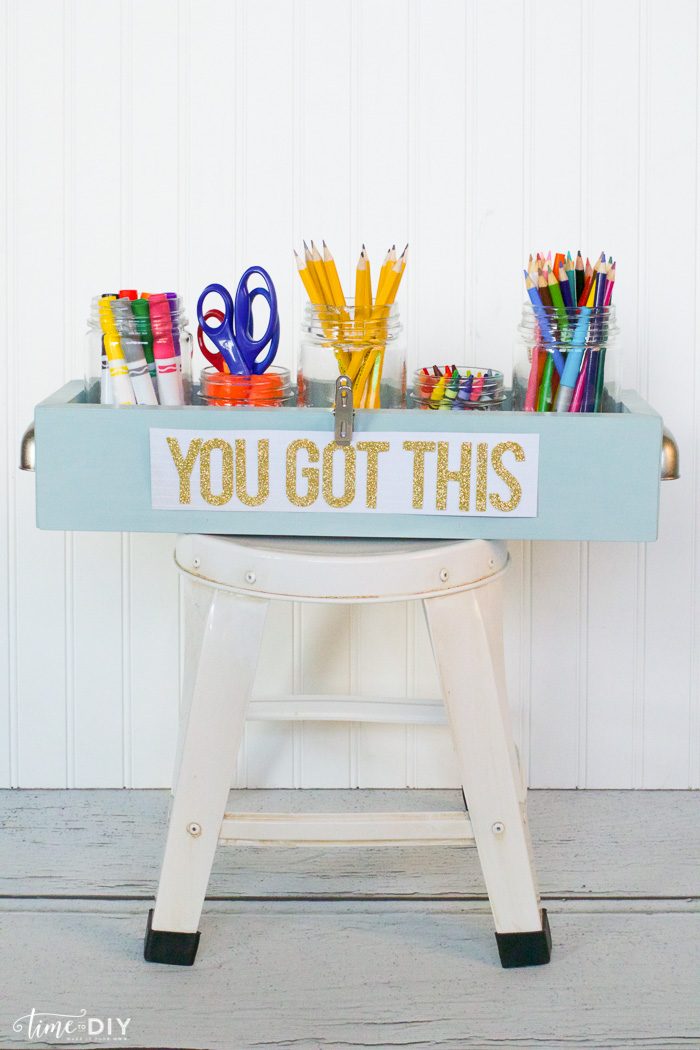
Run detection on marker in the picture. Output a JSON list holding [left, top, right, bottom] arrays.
[[149, 294, 185, 405], [555, 277, 597, 413], [112, 299, 158, 405], [569, 351, 589, 413], [97, 296, 135, 405], [99, 336, 112, 404], [165, 292, 182, 365], [131, 298, 157, 380]]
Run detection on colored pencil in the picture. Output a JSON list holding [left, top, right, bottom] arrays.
[[523, 248, 617, 413]]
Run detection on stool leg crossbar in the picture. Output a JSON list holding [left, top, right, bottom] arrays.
[[145, 547, 551, 969]]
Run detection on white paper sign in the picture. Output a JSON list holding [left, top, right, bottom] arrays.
[[149, 428, 539, 517]]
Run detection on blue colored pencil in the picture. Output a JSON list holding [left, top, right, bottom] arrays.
[[523, 271, 565, 376], [557, 262, 575, 311]]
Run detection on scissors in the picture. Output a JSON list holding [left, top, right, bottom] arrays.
[[196, 266, 280, 375]]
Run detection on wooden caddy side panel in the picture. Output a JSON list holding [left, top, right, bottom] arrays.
[[34, 382, 662, 541]]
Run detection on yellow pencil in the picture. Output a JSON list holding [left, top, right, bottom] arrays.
[[378, 244, 407, 307], [309, 240, 335, 305], [363, 244, 373, 308], [294, 249, 323, 305], [375, 245, 395, 304], [346, 251, 371, 385], [295, 248, 348, 371], [354, 249, 371, 321], [363, 245, 408, 407], [322, 240, 347, 308], [353, 347, 377, 404]]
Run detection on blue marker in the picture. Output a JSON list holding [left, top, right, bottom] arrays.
[[554, 277, 597, 413]]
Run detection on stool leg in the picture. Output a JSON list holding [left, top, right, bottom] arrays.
[[171, 575, 215, 796], [144, 588, 269, 965], [423, 583, 551, 968]]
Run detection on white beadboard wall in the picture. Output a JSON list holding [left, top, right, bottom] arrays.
[[1, 0, 699, 790]]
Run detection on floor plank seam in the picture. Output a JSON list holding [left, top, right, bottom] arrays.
[[1, 892, 698, 902]]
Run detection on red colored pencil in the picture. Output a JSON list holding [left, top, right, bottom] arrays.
[[577, 260, 594, 306]]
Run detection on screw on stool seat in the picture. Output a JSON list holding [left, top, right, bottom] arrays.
[[144, 534, 551, 969]]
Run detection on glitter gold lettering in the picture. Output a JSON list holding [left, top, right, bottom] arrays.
[[490, 441, 524, 512], [234, 439, 269, 507], [436, 441, 471, 511], [200, 438, 234, 507], [166, 436, 202, 505], [403, 441, 436, 509], [322, 442, 356, 508], [286, 439, 320, 508], [475, 442, 488, 512], [357, 441, 390, 509]]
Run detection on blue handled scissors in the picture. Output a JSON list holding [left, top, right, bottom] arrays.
[[196, 266, 280, 375]]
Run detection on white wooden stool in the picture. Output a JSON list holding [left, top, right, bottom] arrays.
[[145, 535, 551, 968]]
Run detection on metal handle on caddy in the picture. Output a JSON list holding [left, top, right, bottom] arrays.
[[660, 427, 680, 481], [19, 422, 35, 472], [333, 375, 354, 446]]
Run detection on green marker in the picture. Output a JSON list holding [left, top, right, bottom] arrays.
[[537, 353, 555, 412], [132, 298, 156, 380]]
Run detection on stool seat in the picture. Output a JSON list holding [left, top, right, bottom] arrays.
[[175, 534, 508, 602]]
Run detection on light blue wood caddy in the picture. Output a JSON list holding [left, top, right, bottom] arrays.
[[34, 381, 663, 541]]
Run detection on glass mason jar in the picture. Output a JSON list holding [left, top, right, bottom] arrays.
[[298, 300, 406, 408], [199, 366, 294, 407], [513, 303, 620, 412], [410, 366, 505, 410], [85, 293, 192, 405]]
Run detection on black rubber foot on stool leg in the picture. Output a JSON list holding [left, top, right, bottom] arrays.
[[495, 908, 552, 968], [144, 908, 200, 966]]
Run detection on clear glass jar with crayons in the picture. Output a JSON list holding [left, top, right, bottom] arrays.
[[513, 303, 620, 412], [85, 291, 192, 405], [298, 300, 406, 408], [411, 366, 505, 410]]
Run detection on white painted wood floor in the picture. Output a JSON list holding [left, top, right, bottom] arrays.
[[0, 790, 698, 1049]]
